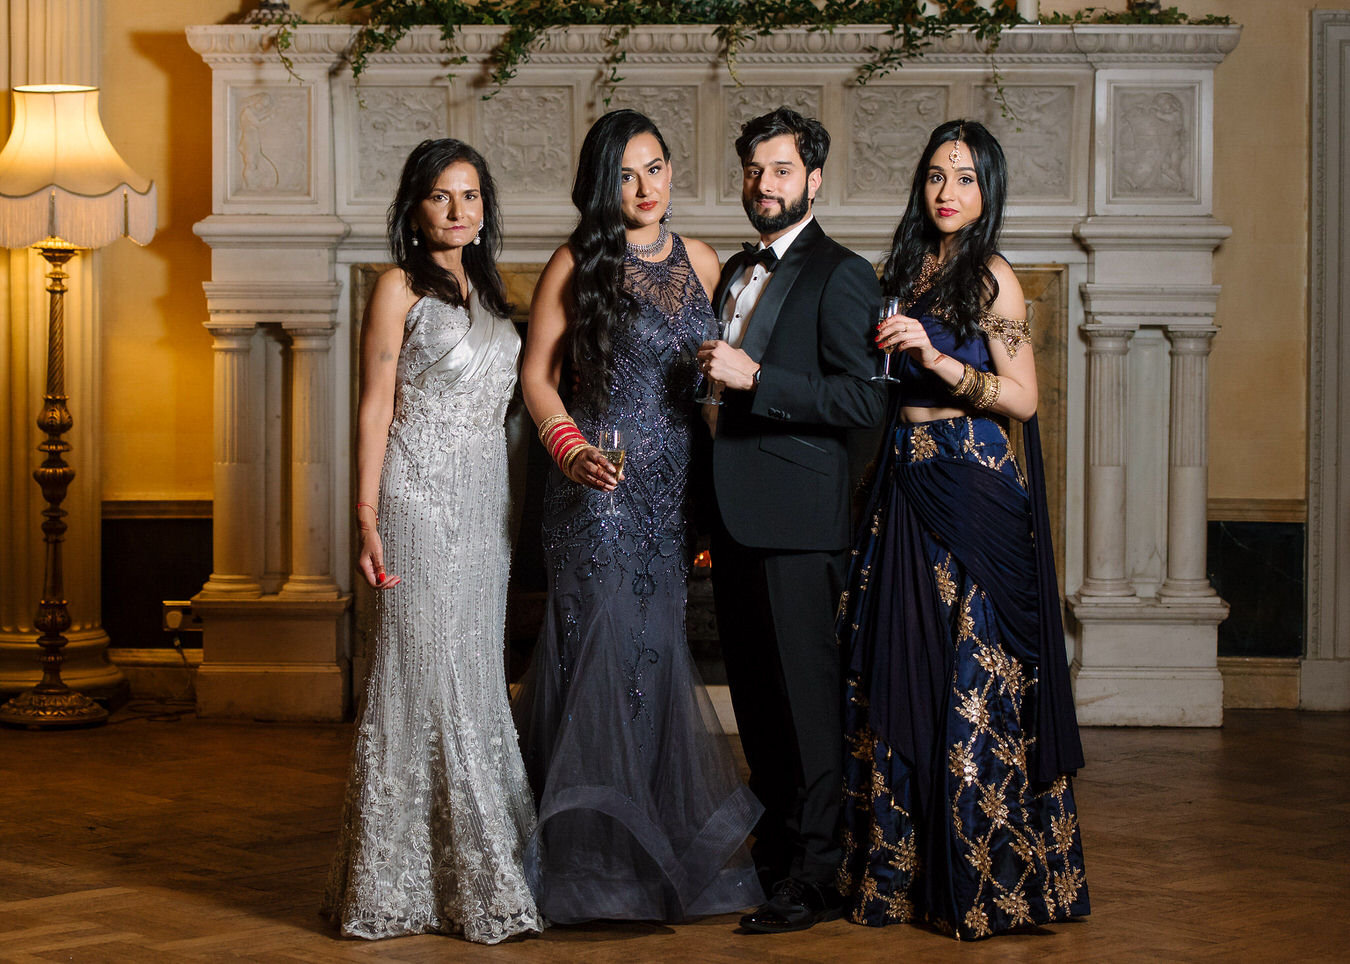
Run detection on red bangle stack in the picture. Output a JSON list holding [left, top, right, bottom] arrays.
[[538, 414, 588, 471]]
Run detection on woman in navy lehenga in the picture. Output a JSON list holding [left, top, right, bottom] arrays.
[[837, 120, 1089, 940]]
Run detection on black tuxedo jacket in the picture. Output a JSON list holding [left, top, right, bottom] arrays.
[[709, 219, 884, 551]]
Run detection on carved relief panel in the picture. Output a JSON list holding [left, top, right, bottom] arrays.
[[227, 86, 312, 201], [722, 85, 822, 200], [974, 84, 1080, 205], [478, 86, 575, 197], [349, 86, 451, 205], [843, 85, 949, 203], [1095, 71, 1211, 214], [601, 86, 700, 199], [1113, 88, 1193, 196]]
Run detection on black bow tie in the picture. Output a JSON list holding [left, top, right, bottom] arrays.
[[742, 242, 779, 271]]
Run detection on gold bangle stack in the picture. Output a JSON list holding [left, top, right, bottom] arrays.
[[952, 363, 1001, 410], [560, 444, 587, 472], [536, 413, 571, 440]]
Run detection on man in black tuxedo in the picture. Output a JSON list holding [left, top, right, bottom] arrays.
[[697, 107, 884, 933]]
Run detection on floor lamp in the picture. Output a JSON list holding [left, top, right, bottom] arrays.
[[0, 85, 156, 728]]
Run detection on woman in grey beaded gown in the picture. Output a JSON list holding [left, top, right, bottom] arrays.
[[514, 110, 764, 923], [322, 139, 542, 944]]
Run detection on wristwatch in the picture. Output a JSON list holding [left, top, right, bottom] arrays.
[[752, 366, 762, 390]]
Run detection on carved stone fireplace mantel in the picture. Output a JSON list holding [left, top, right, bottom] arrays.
[[186, 22, 1239, 724]]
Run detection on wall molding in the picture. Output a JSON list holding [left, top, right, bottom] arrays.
[[1217, 656, 1299, 710], [1207, 498, 1307, 524], [1305, 12, 1350, 709]]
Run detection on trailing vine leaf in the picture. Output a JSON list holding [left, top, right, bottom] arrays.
[[316, 0, 1228, 101]]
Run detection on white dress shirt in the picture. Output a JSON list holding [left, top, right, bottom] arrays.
[[722, 215, 814, 348]]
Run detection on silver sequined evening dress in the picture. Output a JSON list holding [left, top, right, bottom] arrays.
[[513, 236, 764, 923], [322, 292, 543, 944]]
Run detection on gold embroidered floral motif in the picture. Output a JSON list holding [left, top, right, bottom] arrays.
[[934, 557, 958, 606], [978, 309, 1031, 357], [885, 890, 915, 922], [949, 742, 976, 785], [962, 906, 992, 939], [966, 839, 993, 879], [894, 831, 918, 873], [907, 252, 942, 306], [871, 764, 889, 802], [957, 689, 991, 731], [992, 735, 1029, 775], [910, 424, 938, 462], [1053, 864, 1086, 911], [957, 589, 977, 641], [978, 782, 1011, 828], [994, 888, 1033, 927], [1051, 812, 1079, 855]]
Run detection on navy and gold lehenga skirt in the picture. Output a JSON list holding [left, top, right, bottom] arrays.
[[837, 415, 1089, 940]]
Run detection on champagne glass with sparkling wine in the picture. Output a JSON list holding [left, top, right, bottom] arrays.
[[871, 296, 904, 384], [598, 427, 626, 517], [694, 315, 724, 406]]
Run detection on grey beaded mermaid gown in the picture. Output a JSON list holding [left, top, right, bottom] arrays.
[[513, 235, 764, 923], [323, 292, 543, 944]]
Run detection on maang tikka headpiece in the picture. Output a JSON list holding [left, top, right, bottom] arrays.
[[949, 128, 964, 167]]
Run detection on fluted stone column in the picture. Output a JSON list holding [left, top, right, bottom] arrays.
[[198, 325, 263, 598], [1078, 324, 1139, 601], [0, 0, 127, 702], [280, 326, 339, 599], [1160, 326, 1219, 600]]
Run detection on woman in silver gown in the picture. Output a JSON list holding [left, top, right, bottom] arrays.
[[323, 139, 542, 944], [514, 109, 764, 923]]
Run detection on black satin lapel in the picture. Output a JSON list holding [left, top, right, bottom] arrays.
[[738, 220, 824, 361], [712, 251, 750, 321]]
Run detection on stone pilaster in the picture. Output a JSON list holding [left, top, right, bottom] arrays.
[[1077, 324, 1139, 601], [198, 325, 264, 598], [1160, 326, 1219, 600], [280, 326, 339, 599]]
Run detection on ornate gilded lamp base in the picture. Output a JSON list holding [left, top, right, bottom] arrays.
[[0, 239, 110, 730], [0, 687, 108, 728]]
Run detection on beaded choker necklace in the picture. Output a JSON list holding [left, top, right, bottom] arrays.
[[626, 222, 669, 258]]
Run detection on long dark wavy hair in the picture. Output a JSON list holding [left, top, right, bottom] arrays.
[[880, 120, 1008, 342], [567, 109, 670, 412], [387, 138, 511, 319]]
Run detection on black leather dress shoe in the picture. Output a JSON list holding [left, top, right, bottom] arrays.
[[739, 878, 844, 934]]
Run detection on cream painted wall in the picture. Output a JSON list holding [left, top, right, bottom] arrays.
[[97, 0, 333, 501], [94, 0, 1325, 503]]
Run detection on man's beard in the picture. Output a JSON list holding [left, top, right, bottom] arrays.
[[743, 184, 811, 235]]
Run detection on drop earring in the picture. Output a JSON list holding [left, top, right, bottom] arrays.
[[661, 199, 673, 224], [410, 230, 419, 247], [472, 224, 482, 246]]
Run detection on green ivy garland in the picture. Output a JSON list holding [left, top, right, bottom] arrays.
[[272, 2, 1231, 98]]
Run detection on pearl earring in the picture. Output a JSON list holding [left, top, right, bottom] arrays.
[[411, 231, 419, 247], [472, 225, 482, 246]]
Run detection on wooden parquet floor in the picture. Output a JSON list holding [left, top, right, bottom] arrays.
[[1, 708, 1346, 963]]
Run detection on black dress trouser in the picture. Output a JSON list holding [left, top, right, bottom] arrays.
[[710, 517, 846, 888]]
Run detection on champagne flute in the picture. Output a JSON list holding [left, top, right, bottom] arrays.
[[871, 295, 904, 384], [598, 427, 626, 517], [694, 315, 725, 406]]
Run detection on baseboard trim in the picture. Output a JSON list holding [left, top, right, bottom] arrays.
[[1207, 499, 1306, 523], [1217, 656, 1300, 709], [108, 646, 201, 702], [103, 499, 213, 519]]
